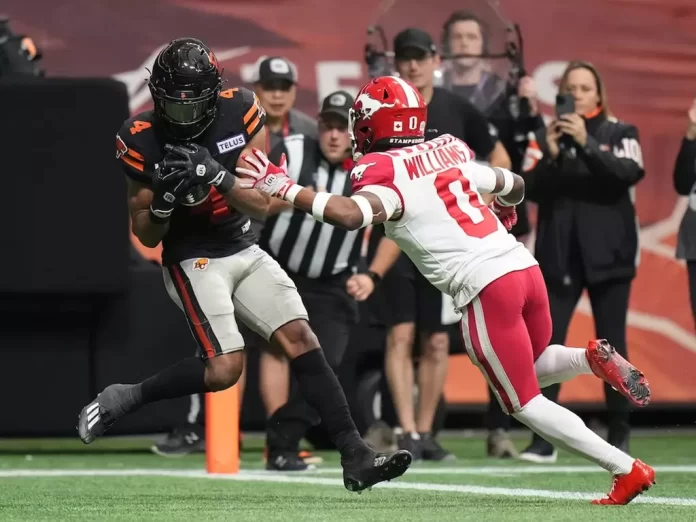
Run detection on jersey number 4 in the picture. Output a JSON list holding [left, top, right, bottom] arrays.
[[434, 168, 498, 238]]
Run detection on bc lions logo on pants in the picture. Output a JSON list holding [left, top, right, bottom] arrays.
[[192, 258, 209, 271]]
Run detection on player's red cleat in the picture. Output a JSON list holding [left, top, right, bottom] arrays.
[[592, 459, 655, 505], [586, 339, 651, 407]]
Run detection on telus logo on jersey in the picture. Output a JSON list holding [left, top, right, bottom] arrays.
[[216, 134, 246, 154], [403, 141, 472, 180]]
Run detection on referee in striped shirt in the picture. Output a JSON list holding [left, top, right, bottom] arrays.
[[261, 90, 385, 470]]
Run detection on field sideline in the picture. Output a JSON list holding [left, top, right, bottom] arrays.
[[1, 433, 695, 521]]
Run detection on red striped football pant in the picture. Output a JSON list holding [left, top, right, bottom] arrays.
[[460, 265, 553, 414]]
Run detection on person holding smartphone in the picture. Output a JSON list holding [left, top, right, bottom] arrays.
[[518, 61, 645, 463]]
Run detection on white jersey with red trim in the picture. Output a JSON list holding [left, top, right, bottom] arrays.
[[351, 134, 537, 309]]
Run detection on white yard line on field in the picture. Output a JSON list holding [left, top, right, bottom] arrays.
[[310, 464, 696, 475], [1, 468, 695, 507]]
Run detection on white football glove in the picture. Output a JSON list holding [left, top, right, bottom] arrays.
[[236, 148, 296, 199]]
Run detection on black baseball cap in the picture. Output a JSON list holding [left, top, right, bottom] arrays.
[[393, 28, 437, 59], [319, 90, 353, 121], [256, 56, 297, 84]]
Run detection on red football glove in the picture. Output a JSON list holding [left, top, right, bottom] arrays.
[[490, 197, 518, 231]]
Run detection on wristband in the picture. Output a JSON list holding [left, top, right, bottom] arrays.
[[312, 192, 333, 222], [494, 168, 514, 196], [148, 206, 171, 224], [366, 270, 382, 285], [285, 184, 302, 203], [496, 193, 523, 207], [214, 170, 235, 194]]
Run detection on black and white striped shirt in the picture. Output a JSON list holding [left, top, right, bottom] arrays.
[[260, 134, 363, 279]]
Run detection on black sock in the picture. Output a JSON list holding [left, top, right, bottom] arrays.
[[290, 348, 368, 460], [266, 394, 316, 454], [130, 357, 208, 408]]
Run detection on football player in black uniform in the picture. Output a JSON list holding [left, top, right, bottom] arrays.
[[77, 37, 411, 492]]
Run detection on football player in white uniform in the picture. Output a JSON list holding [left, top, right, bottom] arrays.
[[236, 76, 655, 505]]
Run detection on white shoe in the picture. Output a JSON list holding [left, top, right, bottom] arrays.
[[518, 448, 558, 464]]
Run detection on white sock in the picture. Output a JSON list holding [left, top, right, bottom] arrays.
[[513, 395, 634, 475], [535, 344, 593, 388]]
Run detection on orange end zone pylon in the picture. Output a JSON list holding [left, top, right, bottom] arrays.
[[205, 384, 239, 474]]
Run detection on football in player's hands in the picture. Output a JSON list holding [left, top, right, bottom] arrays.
[[158, 144, 218, 205], [155, 154, 210, 207], [179, 183, 211, 207]]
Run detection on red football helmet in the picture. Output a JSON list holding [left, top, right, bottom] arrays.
[[349, 76, 427, 160]]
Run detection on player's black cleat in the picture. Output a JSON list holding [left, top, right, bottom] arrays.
[[77, 384, 136, 444], [151, 424, 205, 457], [342, 449, 412, 493], [266, 452, 316, 472]]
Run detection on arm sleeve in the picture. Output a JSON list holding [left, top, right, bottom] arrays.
[[355, 185, 402, 220], [673, 138, 696, 196], [463, 161, 498, 193], [579, 123, 645, 187]]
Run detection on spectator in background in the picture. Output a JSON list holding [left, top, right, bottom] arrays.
[[374, 27, 511, 461], [673, 97, 696, 327], [258, 90, 399, 470], [519, 61, 645, 462], [252, 56, 317, 151], [440, 10, 545, 458], [439, 10, 506, 114], [393, 28, 510, 169]]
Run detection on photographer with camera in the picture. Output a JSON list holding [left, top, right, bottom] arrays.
[[519, 61, 645, 463]]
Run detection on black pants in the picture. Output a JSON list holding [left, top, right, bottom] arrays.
[[530, 273, 633, 448], [688, 261, 696, 329], [266, 272, 358, 454]]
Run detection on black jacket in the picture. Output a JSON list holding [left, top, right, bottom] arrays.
[[487, 96, 546, 238], [522, 113, 645, 286], [674, 137, 696, 260]]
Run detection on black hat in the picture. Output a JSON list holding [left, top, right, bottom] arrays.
[[393, 28, 437, 58], [256, 56, 297, 84], [319, 90, 353, 120]]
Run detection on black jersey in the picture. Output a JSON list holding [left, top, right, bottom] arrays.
[[117, 87, 265, 265]]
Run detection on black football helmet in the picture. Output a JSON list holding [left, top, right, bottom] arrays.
[[148, 37, 222, 141]]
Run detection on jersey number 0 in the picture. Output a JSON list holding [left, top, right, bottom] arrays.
[[434, 168, 498, 238]]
